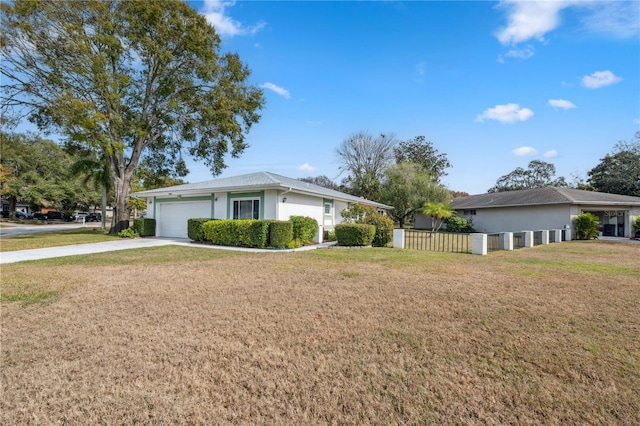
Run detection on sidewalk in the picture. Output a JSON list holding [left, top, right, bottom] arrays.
[[0, 238, 338, 264]]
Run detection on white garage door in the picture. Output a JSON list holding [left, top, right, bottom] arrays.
[[157, 201, 212, 238]]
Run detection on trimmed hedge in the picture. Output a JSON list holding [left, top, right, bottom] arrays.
[[290, 216, 318, 245], [203, 219, 270, 248], [188, 218, 213, 242], [335, 224, 375, 246], [268, 220, 293, 248], [132, 218, 156, 237], [363, 213, 394, 247]]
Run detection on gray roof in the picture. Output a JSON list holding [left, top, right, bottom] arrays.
[[131, 171, 393, 209], [451, 187, 640, 209]]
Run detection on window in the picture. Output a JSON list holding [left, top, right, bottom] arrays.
[[233, 199, 260, 219], [324, 203, 332, 215], [463, 209, 477, 216]]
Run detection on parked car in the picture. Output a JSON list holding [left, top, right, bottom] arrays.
[[86, 212, 102, 222], [33, 212, 48, 221], [16, 210, 33, 220], [45, 211, 72, 221]]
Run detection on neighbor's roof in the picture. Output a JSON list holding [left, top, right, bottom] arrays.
[[451, 187, 640, 209], [131, 171, 393, 209]]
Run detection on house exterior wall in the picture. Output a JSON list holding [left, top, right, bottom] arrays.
[[333, 200, 350, 227], [277, 191, 323, 223], [461, 205, 572, 233]]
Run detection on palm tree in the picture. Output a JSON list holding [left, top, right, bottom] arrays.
[[422, 202, 455, 233]]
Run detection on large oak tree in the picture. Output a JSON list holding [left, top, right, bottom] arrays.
[[1, 0, 265, 232]]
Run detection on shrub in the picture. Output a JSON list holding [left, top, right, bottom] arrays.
[[573, 213, 599, 240], [290, 216, 318, 245], [363, 213, 394, 247], [445, 216, 475, 233], [202, 219, 269, 248], [268, 220, 293, 248], [117, 227, 139, 238], [340, 203, 377, 223], [335, 224, 375, 246], [324, 230, 336, 242], [132, 218, 156, 237], [634, 216, 640, 231], [188, 218, 213, 242]]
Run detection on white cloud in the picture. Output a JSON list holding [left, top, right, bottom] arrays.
[[581, 1, 640, 38], [512, 146, 537, 156], [544, 150, 558, 158], [504, 46, 535, 59], [260, 82, 291, 99], [495, 1, 639, 47], [582, 70, 622, 89], [495, 0, 571, 45], [475, 103, 534, 123], [548, 99, 576, 109], [298, 163, 317, 173], [201, 0, 266, 37]]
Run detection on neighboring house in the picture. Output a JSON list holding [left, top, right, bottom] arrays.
[[414, 187, 640, 238], [131, 171, 392, 238], [0, 198, 31, 215]]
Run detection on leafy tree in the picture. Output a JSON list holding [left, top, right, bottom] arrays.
[[488, 160, 568, 192], [378, 163, 450, 228], [299, 175, 340, 191], [450, 190, 470, 198], [422, 202, 455, 233], [336, 132, 396, 199], [70, 151, 112, 229], [394, 136, 451, 183], [0, 132, 92, 216], [587, 132, 640, 197], [573, 213, 599, 240], [1, 0, 265, 233]]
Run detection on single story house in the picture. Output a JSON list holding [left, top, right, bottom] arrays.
[[131, 171, 392, 239], [414, 187, 640, 238]]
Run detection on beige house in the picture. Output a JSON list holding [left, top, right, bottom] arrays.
[[415, 187, 640, 238]]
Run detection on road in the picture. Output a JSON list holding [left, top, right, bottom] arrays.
[[0, 222, 103, 237]]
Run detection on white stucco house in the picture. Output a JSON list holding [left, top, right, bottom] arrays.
[[414, 187, 640, 238], [131, 171, 392, 238]]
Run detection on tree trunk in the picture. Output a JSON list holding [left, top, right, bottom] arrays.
[[109, 170, 133, 235], [100, 185, 107, 231], [398, 217, 405, 229], [8, 196, 17, 219]]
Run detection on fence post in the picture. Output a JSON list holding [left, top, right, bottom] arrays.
[[500, 232, 513, 251], [564, 224, 572, 241], [315, 225, 324, 244], [523, 231, 534, 248], [472, 233, 487, 255], [540, 230, 549, 245], [393, 229, 405, 249]]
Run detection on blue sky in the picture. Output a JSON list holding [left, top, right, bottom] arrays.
[[187, 0, 639, 194]]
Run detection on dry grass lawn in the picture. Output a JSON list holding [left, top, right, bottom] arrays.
[[1, 241, 639, 424]]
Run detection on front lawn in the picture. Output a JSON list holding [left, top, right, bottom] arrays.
[[1, 241, 639, 424], [0, 228, 118, 252]]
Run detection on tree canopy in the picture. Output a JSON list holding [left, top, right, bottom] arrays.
[[335, 132, 397, 200], [587, 132, 640, 197], [378, 163, 450, 228], [1, 0, 265, 232], [488, 160, 568, 193], [394, 136, 451, 183]]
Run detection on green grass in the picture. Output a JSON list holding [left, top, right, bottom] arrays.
[[1, 290, 59, 307], [0, 228, 118, 252]]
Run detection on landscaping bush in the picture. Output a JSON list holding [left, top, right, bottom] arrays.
[[445, 216, 475, 233], [634, 216, 640, 231], [573, 212, 599, 240], [290, 216, 318, 245], [117, 227, 139, 238], [268, 220, 293, 248], [188, 218, 213, 242], [364, 213, 394, 247], [341, 204, 393, 247], [202, 219, 269, 248], [132, 218, 156, 237], [323, 229, 336, 242], [335, 224, 375, 246]]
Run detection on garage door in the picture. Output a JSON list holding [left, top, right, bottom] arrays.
[[157, 201, 212, 238]]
